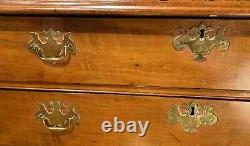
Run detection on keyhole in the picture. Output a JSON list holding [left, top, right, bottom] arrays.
[[200, 28, 205, 38], [190, 106, 195, 116]]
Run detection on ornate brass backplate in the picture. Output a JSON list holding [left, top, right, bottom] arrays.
[[167, 102, 218, 133], [173, 22, 229, 62], [28, 28, 77, 64], [36, 100, 80, 133]]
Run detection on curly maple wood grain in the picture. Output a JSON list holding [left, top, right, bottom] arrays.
[[0, 17, 249, 93], [0, 90, 250, 146]]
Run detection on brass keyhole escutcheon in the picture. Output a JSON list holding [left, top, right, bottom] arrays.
[[173, 22, 230, 62], [167, 102, 218, 133]]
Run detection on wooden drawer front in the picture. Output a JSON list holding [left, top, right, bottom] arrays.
[[0, 90, 250, 146], [0, 17, 250, 91]]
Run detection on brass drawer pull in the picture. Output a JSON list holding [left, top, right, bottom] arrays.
[[36, 100, 80, 133], [167, 102, 218, 133], [173, 22, 229, 62], [28, 28, 77, 64]]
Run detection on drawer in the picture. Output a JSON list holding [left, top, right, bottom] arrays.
[[0, 17, 250, 91], [0, 90, 250, 146]]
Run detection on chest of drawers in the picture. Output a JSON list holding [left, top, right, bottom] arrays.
[[0, 0, 249, 146]]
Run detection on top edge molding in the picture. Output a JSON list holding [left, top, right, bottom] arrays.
[[0, 0, 249, 17]]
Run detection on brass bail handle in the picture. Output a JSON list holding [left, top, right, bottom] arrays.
[[28, 28, 77, 65], [36, 100, 80, 133], [167, 102, 218, 133], [173, 22, 230, 62]]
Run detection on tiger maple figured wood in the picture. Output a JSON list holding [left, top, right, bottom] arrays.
[[0, 0, 249, 17], [0, 17, 249, 93], [0, 1, 248, 146], [0, 90, 250, 146]]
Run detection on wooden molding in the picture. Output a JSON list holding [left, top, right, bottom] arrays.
[[0, 0, 249, 17]]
